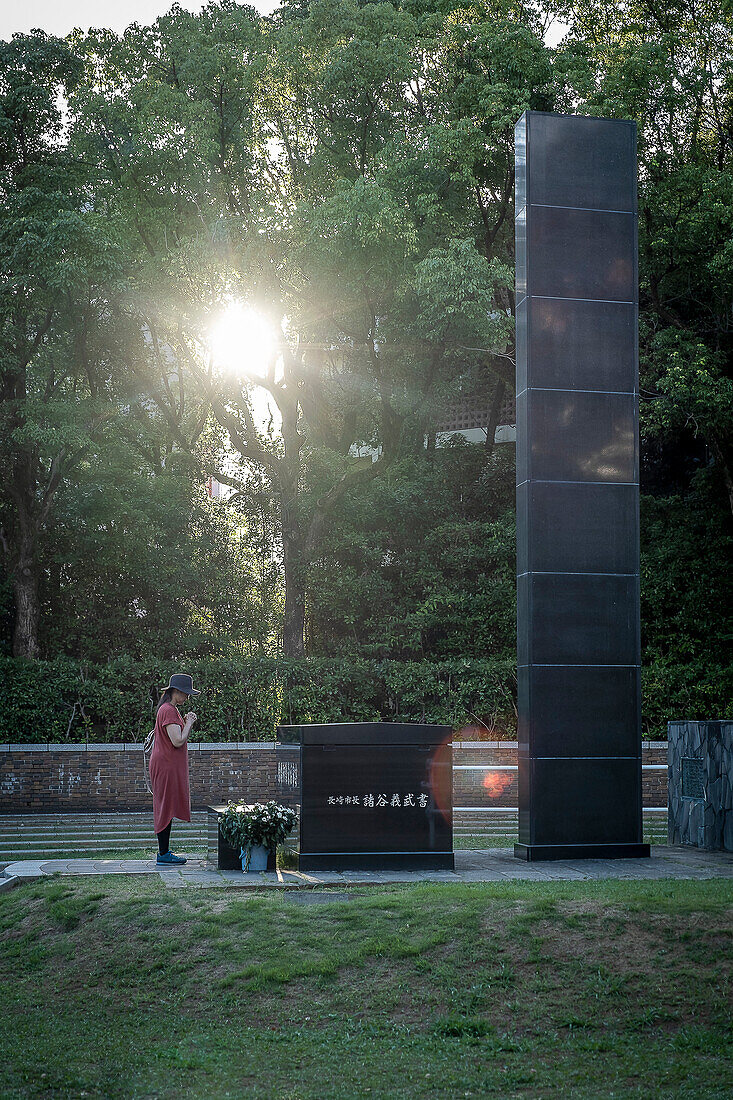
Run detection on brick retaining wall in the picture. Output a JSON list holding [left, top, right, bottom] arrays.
[[0, 743, 276, 813], [0, 741, 668, 813]]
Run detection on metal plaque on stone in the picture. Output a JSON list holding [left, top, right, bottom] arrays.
[[681, 758, 705, 800]]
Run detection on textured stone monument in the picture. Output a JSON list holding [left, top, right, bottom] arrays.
[[514, 110, 649, 861], [668, 720, 733, 851]]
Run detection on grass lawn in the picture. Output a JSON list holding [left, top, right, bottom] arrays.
[[1, 877, 731, 1099]]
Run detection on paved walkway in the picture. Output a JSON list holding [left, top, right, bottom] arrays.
[[2, 846, 731, 892]]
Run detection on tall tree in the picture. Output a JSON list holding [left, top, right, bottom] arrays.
[[0, 32, 125, 657], [72, 0, 521, 655], [552, 0, 733, 513]]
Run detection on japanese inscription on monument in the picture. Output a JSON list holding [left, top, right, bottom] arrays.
[[327, 792, 429, 808]]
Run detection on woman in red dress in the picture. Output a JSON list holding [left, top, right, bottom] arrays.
[[149, 673, 200, 865]]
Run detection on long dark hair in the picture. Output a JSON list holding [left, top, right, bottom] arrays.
[[149, 685, 174, 713]]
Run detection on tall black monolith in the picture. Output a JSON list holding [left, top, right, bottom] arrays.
[[514, 111, 650, 860]]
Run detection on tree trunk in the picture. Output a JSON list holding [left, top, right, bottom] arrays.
[[281, 511, 306, 658], [280, 392, 306, 658], [9, 447, 42, 659], [13, 551, 40, 659], [709, 436, 733, 518], [484, 379, 506, 454]]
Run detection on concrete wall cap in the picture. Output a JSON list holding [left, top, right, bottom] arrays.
[[0, 739, 669, 753], [0, 740, 282, 753], [196, 741, 276, 751], [453, 741, 518, 749]]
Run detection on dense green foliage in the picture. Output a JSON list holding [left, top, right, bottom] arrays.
[[307, 442, 516, 658], [0, 649, 728, 742], [1, 1, 731, 728], [38, 473, 279, 662], [0, 653, 517, 742]]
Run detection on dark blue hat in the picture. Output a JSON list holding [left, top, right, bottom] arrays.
[[165, 673, 201, 697]]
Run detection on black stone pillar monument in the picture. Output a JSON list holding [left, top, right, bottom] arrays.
[[514, 111, 649, 861]]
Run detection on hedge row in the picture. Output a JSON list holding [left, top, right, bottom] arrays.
[[0, 656, 518, 743], [0, 655, 729, 744]]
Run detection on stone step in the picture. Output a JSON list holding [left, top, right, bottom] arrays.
[[0, 841, 208, 859], [0, 825, 205, 838], [453, 827, 668, 835], [0, 813, 208, 826], [0, 811, 208, 860], [0, 818, 206, 832], [0, 833, 204, 847], [453, 818, 669, 825], [453, 829, 524, 834], [0, 809, 668, 861], [0, 836, 203, 848], [0, 850, 204, 862], [0, 833, 203, 847], [0, 825, 204, 837]]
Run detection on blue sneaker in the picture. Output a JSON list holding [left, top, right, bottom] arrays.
[[156, 851, 187, 865]]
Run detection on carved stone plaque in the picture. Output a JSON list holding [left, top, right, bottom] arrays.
[[682, 757, 704, 800]]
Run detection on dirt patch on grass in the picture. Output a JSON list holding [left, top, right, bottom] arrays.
[[481, 899, 732, 971], [0, 893, 51, 938]]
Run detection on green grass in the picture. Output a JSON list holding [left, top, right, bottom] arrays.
[[1, 877, 731, 1098], [1, 847, 208, 864], [453, 834, 517, 848]]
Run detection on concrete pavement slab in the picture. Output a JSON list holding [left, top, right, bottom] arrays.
[[2, 846, 730, 891]]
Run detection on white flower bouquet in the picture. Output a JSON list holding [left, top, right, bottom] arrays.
[[219, 800, 297, 865]]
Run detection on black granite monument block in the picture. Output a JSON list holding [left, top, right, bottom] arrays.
[[514, 110, 649, 861], [277, 723, 454, 870]]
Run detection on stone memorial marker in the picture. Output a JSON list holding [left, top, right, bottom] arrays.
[[277, 722, 453, 870], [668, 720, 733, 850]]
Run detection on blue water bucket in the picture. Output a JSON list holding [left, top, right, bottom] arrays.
[[241, 845, 268, 872]]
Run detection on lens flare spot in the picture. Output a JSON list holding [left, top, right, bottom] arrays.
[[482, 771, 513, 799]]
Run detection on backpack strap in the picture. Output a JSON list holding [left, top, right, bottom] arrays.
[[143, 728, 155, 795]]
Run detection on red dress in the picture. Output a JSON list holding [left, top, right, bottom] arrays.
[[149, 702, 192, 834]]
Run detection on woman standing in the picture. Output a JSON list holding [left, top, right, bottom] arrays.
[[149, 673, 200, 865]]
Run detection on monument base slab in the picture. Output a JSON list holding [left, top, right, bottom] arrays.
[[514, 842, 650, 862], [299, 852, 455, 872]]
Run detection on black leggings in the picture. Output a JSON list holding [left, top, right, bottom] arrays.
[[157, 821, 172, 855]]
